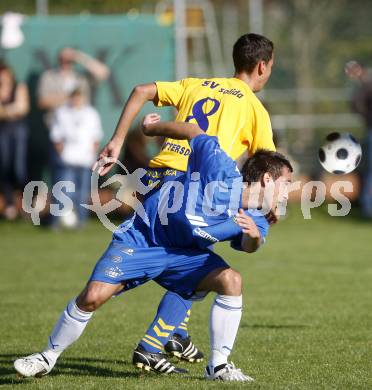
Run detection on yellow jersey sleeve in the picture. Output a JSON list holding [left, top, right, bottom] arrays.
[[155, 79, 189, 109]]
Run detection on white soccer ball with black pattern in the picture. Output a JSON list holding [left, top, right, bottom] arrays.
[[318, 132, 362, 175]]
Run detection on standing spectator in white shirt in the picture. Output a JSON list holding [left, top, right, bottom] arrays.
[[50, 86, 103, 227]]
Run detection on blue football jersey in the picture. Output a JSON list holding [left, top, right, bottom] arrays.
[[114, 134, 269, 249]]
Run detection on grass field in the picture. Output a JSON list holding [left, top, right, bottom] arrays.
[[1, 206, 372, 389]]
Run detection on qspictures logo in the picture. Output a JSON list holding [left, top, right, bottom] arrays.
[[22, 158, 354, 232]]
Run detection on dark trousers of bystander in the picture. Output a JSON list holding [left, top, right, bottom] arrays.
[[51, 162, 92, 226], [361, 129, 372, 218], [0, 121, 28, 207]]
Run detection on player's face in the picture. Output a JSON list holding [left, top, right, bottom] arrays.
[[258, 167, 292, 221], [271, 166, 292, 214], [242, 166, 292, 217], [255, 55, 274, 92]]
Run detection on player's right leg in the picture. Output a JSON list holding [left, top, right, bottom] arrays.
[[14, 281, 122, 378]]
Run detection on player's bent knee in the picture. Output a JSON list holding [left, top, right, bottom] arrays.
[[76, 282, 122, 312], [76, 289, 99, 312], [196, 267, 242, 295], [78, 289, 103, 311], [219, 268, 242, 296]]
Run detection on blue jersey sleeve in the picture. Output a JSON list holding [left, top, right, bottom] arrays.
[[192, 217, 242, 249], [191, 210, 269, 250], [230, 211, 270, 251]]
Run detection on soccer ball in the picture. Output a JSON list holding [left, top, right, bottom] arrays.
[[318, 132, 362, 174]]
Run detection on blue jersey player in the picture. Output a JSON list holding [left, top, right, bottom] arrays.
[[14, 118, 292, 382], [131, 115, 291, 380]]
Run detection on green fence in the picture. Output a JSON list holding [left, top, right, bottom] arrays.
[[1, 14, 175, 180]]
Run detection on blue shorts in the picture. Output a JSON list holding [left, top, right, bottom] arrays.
[[89, 240, 228, 299]]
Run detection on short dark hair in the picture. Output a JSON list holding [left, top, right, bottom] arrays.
[[241, 149, 293, 184], [233, 33, 274, 74]]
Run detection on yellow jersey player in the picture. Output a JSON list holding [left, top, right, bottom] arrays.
[[96, 33, 275, 175], [149, 74, 274, 171], [95, 33, 276, 375]]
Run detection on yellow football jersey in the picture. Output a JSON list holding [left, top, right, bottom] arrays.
[[149, 77, 275, 172]]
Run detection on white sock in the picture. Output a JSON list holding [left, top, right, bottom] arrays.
[[42, 298, 93, 365], [208, 294, 242, 369]]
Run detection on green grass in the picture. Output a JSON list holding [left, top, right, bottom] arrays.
[[1, 207, 372, 389]]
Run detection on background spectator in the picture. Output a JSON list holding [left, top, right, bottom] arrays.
[[347, 61, 372, 218], [50, 85, 103, 228], [37, 47, 110, 115], [0, 61, 29, 220], [37, 47, 110, 197]]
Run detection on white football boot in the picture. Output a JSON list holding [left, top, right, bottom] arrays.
[[205, 362, 254, 382], [14, 353, 54, 377]]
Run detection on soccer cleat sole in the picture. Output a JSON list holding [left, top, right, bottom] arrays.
[[135, 362, 151, 372], [135, 362, 187, 374]]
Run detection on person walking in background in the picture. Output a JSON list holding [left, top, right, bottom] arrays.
[[0, 61, 29, 220], [50, 85, 103, 228], [346, 61, 372, 218]]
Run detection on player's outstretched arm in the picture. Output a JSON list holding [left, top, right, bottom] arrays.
[[94, 83, 157, 176], [235, 209, 262, 253], [142, 113, 203, 140]]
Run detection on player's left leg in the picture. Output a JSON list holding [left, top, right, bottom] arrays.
[[132, 291, 190, 373], [137, 291, 190, 354], [135, 291, 203, 363], [164, 306, 204, 363], [172, 306, 191, 341]]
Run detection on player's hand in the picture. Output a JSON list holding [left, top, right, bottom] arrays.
[[235, 209, 261, 239], [93, 139, 123, 176], [142, 113, 161, 131]]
